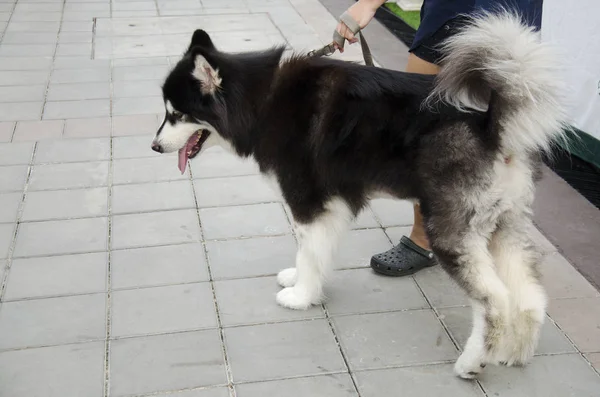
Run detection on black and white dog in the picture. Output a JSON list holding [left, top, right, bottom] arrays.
[[152, 12, 567, 378]]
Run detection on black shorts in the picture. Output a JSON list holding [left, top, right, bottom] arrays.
[[410, 17, 467, 65], [409, 0, 544, 65]]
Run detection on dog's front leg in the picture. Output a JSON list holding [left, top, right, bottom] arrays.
[[276, 198, 352, 310]]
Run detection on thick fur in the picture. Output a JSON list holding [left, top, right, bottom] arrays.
[[153, 12, 567, 379]]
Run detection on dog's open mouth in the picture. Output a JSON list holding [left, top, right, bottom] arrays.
[[178, 130, 210, 174]]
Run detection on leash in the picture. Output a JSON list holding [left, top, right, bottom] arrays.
[[307, 11, 374, 67]]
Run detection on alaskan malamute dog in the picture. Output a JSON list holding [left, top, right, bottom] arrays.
[[152, 12, 567, 378]]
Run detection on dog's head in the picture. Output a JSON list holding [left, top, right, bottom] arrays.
[[152, 29, 228, 174]]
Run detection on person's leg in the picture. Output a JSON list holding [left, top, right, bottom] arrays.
[[369, 37, 448, 277], [404, 53, 439, 252]]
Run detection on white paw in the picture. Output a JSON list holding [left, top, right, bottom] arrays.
[[276, 287, 318, 310], [277, 268, 297, 288], [454, 350, 486, 379]]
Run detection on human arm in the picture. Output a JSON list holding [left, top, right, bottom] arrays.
[[334, 0, 387, 51]]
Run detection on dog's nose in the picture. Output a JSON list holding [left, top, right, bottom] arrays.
[[151, 143, 163, 153]]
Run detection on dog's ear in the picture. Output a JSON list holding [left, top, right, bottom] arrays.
[[188, 29, 215, 52], [192, 54, 222, 95]]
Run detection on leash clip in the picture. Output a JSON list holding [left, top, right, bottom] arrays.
[[307, 42, 336, 58]]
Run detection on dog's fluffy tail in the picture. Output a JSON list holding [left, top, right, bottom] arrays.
[[427, 11, 569, 155]]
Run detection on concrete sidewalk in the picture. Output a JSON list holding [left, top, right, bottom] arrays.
[[0, 0, 599, 396]]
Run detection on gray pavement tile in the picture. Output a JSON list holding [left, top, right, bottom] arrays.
[[207, 235, 297, 279], [154, 389, 230, 397], [335, 228, 391, 270], [4, 252, 107, 300], [547, 297, 600, 353], [13, 119, 63, 141], [438, 306, 576, 355], [2, 32, 58, 44], [352, 207, 379, 229], [584, 352, 600, 373], [53, 57, 110, 70], [21, 187, 108, 221], [112, 113, 159, 136], [110, 330, 227, 396], [479, 354, 600, 397], [10, 12, 62, 22], [193, 175, 281, 207], [113, 65, 170, 81], [0, 164, 28, 192], [528, 223, 558, 254], [111, 243, 209, 289], [111, 209, 201, 250], [55, 43, 91, 57], [111, 283, 217, 337], [0, 70, 48, 86], [64, 3, 109, 12], [0, 192, 21, 223], [414, 265, 469, 308], [225, 320, 346, 382], [50, 68, 110, 84], [384, 225, 413, 243], [540, 252, 599, 299], [112, 57, 169, 67], [112, 9, 158, 17], [61, 21, 93, 32], [112, 96, 164, 116], [112, 180, 195, 214], [14, 217, 108, 257], [369, 198, 414, 227], [63, 11, 109, 22], [0, 293, 106, 349], [333, 310, 458, 370], [35, 138, 110, 163], [0, 121, 14, 142], [0, 56, 53, 71], [14, 3, 63, 12], [190, 147, 259, 178], [0, 342, 105, 397], [47, 82, 111, 101], [112, 79, 163, 98], [112, 1, 157, 12], [0, 102, 43, 122], [112, 134, 158, 158], [199, 203, 291, 240], [355, 364, 485, 397], [112, 156, 189, 185], [0, 223, 15, 259], [0, 44, 55, 57], [0, 85, 46, 102], [4, 21, 60, 33], [0, 141, 33, 165], [58, 32, 93, 43], [325, 268, 429, 316], [43, 99, 111, 119], [236, 374, 358, 397], [63, 117, 111, 138], [28, 161, 109, 190], [215, 276, 325, 326]]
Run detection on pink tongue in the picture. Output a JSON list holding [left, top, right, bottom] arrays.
[[178, 148, 189, 174]]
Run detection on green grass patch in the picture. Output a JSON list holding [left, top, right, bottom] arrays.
[[384, 2, 421, 30]]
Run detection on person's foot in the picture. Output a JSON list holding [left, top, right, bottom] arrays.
[[370, 235, 436, 277]]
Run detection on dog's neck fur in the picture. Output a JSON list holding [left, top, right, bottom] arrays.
[[215, 47, 286, 157]]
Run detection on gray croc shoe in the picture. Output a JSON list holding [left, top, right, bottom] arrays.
[[371, 236, 436, 277]]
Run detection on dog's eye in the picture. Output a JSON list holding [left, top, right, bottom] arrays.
[[172, 110, 183, 119]]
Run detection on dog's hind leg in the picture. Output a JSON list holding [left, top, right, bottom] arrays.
[[276, 197, 353, 310], [431, 229, 510, 379], [489, 212, 547, 367]]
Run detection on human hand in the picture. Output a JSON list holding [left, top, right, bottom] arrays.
[[334, 0, 382, 52]]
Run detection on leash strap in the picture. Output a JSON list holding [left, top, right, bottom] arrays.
[[308, 11, 374, 67]]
